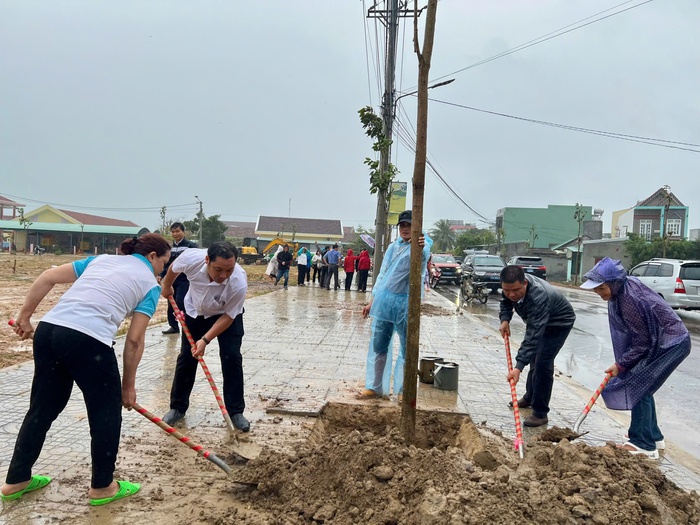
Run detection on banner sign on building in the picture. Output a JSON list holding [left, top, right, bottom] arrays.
[[387, 182, 408, 226]]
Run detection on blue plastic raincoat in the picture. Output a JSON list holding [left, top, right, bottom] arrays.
[[584, 258, 690, 410], [365, 233, 432, 396]]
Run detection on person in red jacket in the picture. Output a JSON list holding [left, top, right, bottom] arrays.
[[357, 249, 372, 293], [343, 249, 357, 291]]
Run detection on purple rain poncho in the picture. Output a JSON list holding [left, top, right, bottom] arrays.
[[584, 258, 691, 410]]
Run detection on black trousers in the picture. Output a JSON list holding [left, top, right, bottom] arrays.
[[325, 264, 339, 289], [297, 265, 307, 285], [166, 277, 190, 330], [344, 271, 354, 290], [319, 266, 328, 285], [358, 269, 369, 291], [521, 324, 573, 418], [169, 312, 245, 415], [6, 322, 121, 488]]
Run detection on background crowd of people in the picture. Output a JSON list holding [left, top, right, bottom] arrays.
[[265, 243, 372, 292]]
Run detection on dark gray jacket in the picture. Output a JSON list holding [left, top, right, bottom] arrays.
[[499, 274, 576, 370]]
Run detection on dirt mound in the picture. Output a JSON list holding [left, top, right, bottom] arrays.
[[231, 403, 700, 524]]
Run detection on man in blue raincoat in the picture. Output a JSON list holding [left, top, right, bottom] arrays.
[[581, 257, 690, 459], [359, 210, 432, 398]]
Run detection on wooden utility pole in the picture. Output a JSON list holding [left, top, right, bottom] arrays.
[[401, 0, 439, 443]]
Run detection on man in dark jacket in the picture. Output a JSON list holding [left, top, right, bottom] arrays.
[[161, 222, 198, 334], [274, 245, 293, 289], [499, 265, 576, 427]]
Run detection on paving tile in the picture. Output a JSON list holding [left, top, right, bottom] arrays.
[[1, 284, 699, 497]]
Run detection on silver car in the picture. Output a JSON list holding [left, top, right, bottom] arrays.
[[629, 258, 700, 310]]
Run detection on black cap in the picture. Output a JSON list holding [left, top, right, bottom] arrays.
[[398, 210, 412, 225]]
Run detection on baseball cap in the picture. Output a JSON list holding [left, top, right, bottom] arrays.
[[398, 210, 412, 225], [580, 279, 604, 289]]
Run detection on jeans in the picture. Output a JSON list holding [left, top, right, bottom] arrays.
[[521, 324, 573, 418], [6, 323, 121, 489], [275, 267, 290, 287], [170, 312, 245, 415], [629, 394, 663, 451]]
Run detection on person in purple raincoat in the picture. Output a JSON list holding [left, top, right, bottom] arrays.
[[581, 257, 691, 459]]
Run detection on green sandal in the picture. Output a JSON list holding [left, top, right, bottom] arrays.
[[1, 475, 52, 502], [89, 480, 141, 507]]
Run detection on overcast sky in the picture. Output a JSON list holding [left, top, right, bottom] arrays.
[[2, 1, 698, 234]]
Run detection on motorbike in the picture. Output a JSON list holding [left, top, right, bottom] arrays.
[[428, 265, 442, 289], [458, 268, 489, 306]]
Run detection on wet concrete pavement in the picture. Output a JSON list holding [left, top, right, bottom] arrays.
[[2, 283, 699, 523]]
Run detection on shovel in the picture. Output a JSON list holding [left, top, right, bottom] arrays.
[[503, 335, 525, 459], [166, 297, 261, 460], [132, 402, 257, 486], [573, 372, 613, 434]]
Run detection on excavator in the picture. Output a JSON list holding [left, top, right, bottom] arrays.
[[236, 237, 300, 265], [261, 237, 299, 260]]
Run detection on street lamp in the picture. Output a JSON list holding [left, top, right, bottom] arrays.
[[195, 195, 203, 247], [394, 78, 455, 110]]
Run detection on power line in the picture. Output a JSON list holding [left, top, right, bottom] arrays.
[[0, 192, 197, 213], [429, 98, 700, 153], [402, 0, 654, 93], [393, 117, 492, 223]]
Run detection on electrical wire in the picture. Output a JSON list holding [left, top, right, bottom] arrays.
[[361, 0, 375, 106], [429, 97, 700, 153], [402, 0, 654, 93], [0, 192, 197, 213], [393, 116, 492, 223]]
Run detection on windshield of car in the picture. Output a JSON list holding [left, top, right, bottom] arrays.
[[433, 255, 456, 264], [474, 256, 505, 267]]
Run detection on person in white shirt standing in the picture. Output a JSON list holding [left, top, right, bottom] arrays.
[[160, 241, 250, 432]]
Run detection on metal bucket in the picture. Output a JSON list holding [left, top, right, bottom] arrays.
[[418, 356, 444, 384], [434, 362, 459, 391]]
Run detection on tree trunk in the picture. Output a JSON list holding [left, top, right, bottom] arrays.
[[401, 0, 439, 443]]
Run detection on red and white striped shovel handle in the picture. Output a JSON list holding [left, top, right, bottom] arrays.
[[504, 334, 524, 459], [132, 402, 233, 477], [166, 296, 236, 434], [573, 372, 612, 433]]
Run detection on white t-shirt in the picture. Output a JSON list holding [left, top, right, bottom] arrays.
[[41, 254, 160, 347], [172, 248, 247, 320]]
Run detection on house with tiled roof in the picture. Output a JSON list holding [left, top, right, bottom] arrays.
[[223, 221, 256, 239], [611, 187, 689, 240], [0, 195, 26, 250], [0, 204, 148, 254], [253, 215, 345, 252]]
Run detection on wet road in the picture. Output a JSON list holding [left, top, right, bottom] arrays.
[[435, 282, 700, 461]]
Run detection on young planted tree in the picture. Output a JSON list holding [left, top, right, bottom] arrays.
[[403, 0, 439, 442]]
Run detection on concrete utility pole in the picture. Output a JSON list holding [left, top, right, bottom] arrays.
[[662, 185, 672, 257], [367, 0, 416, 274], [401, 0, 439, 443], [195, 195, 203, 247], [573, 203, 586, 286]]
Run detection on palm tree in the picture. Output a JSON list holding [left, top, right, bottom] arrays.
[[429, 219, 456, 252]]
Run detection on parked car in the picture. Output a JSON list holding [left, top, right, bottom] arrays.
[[462, 254, 506, 292], [629, 258, 700, 310], [431, 254, 462, 285], [506, 255, 547, 280]]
